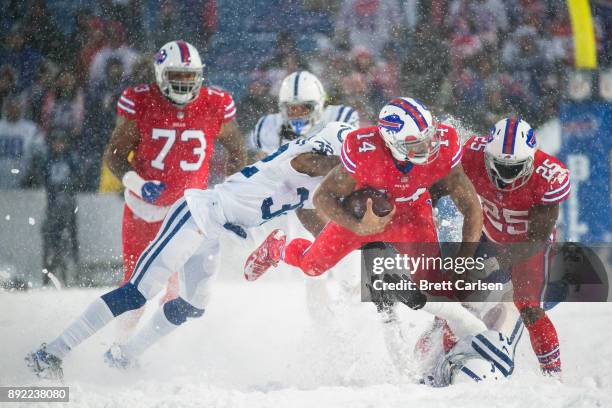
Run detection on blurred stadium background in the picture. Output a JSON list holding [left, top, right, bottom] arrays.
[[0, 0, 611, 288]]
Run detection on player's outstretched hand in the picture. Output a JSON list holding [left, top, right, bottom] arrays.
[[355, 199, 396, 236], [141, 181, 166, 203]]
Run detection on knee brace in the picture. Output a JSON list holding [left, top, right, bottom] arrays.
[[163, 297, 205, 326], [101, 283, 147, 317]]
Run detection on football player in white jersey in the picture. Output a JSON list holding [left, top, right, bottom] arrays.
[[26, 121, 355, 379], [27, 120, 510, 381], [248, 71, 361, 323], [248, 71, 360, 159]]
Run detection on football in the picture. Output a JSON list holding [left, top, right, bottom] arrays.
[[342, 187, 393, 219]]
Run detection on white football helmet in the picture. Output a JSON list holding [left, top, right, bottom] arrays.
[[377, 97, 439, 164], [154, 40, 204, 105], [278, 71, 326, 137], [484, 117, 537, 191], [450, 355, 504, 384]]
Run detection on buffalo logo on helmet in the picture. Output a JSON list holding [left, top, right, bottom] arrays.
[[378, 114, 404, 133], [526, 128, 537, 148], [486, 128, 496, 142], [154, 49, 167, 65]]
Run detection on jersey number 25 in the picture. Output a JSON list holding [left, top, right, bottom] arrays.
[[481, 197, 529, 235]]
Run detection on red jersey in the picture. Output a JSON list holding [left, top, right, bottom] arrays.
[[116, 83, 236, 206], [462, 135, 571, 243], [340, 124, 463, 226]]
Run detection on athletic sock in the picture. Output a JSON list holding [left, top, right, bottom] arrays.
[[120, 306, 179, 360], [525, 314, 561, 373], [46, 297, 115, 359]]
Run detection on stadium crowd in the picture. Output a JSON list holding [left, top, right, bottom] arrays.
[[0, 0, 611, 283], [1, 0, 611, 189]]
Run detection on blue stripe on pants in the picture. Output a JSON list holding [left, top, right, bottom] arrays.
[[130, 200, 188, 285], [131, 200, 187, 278], [132, 210, 193, 287]]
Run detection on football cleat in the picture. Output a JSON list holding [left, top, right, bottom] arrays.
[[104, 344, 137, 370], [25, 344, 64, 380], [244, 229, 286, 281]]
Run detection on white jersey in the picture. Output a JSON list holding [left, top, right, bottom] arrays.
[[186, 122, 354, 233], [248, 104, 359, 154], [0, 119, 44, 189]]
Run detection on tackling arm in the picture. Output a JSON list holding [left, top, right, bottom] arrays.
[[291, 153, 340, 235], [217, 119, 247, 175]]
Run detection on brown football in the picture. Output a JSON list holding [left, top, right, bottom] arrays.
[[342, 187, 393, 219]]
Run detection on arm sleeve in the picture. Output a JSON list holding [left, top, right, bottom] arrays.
[[339, 132, 360, 177], [116, 87, 137, 119], [445, 127, 463, 169], [344, 107, 360, 128], [539, 167, 571, 205], [248, 116, 266, 151], [221, 91, 236, 123]]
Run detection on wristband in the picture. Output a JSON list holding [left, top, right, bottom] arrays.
[[122, 171, 146, 198]]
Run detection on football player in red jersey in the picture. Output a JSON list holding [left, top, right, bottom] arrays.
[[103, 40, 245, 333], [456, 117, 569, 375], [246, 97, 489, 340]]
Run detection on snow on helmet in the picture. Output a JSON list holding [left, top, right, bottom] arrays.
[[377, 97, 439, 164], [450, 355, 504, 384], [484, 117, 537, 191], [278, 71, 326, 137], [154, 40, 203, 105]]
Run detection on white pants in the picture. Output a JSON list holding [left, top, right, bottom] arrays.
[[128, 194, 226, 309]]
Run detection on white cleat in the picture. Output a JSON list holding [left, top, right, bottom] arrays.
[[25, 344, 64, 380]]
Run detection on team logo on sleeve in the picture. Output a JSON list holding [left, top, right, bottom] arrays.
[[155, 50, 167, 64], [378, 114, 404, 133]]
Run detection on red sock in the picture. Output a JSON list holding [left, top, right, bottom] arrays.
[[282, 238, 312, 270], [524, 314, 561, 373], [441, 319, 458, 353]]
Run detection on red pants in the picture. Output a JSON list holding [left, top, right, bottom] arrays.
[[121, 205, 179, 300], [511, 245, 560, 372], [122, 205, 163, 283], [509, 245, 554, 310], [283, 212, 453, 298]]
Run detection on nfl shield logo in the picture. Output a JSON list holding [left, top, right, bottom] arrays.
[[177, 111, 184, 119]]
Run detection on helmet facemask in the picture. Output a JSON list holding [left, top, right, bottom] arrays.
[[161, 67, 203, 105], [280, 101, 320, 137], [485, 152, 534, 191], [385, 121, 440, 164]]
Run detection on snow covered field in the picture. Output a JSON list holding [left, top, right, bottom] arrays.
[[2, 273, 612, 408]]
